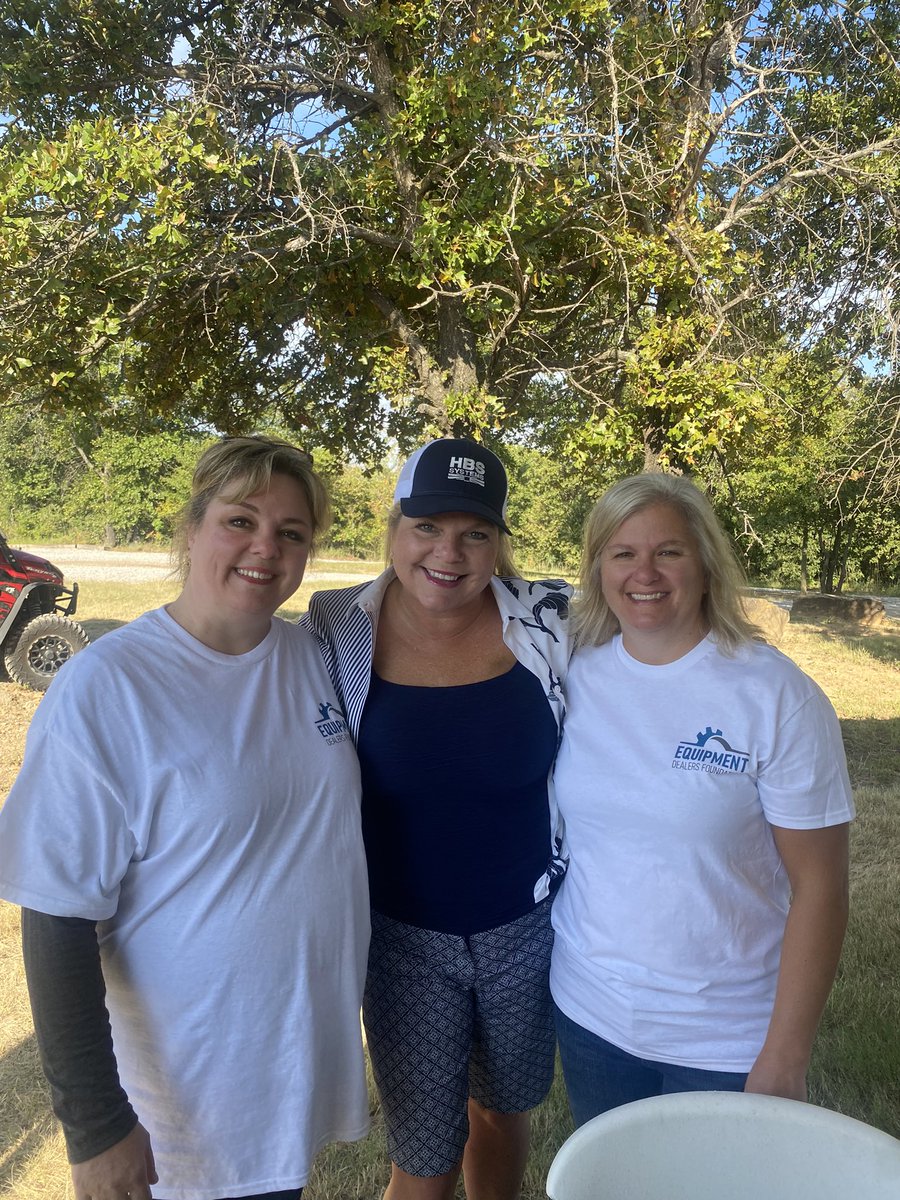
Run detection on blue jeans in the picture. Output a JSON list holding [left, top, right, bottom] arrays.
[[554, 1003, 748, 1127]]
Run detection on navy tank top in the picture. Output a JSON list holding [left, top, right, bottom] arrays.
[[357, 660, 557, 935]]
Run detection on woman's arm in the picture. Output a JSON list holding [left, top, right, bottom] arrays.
[[21, 909, 157, 1196], [745, 823, 850, 1100]]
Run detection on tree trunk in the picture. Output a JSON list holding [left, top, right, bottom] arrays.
[[837, 551, 849, 594], [799, 524, 809, 592], [438, 295, 480, 398], [820, 525, 842, 594]]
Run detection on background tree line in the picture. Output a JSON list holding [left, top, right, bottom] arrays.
[[2, 397, 898, 592]]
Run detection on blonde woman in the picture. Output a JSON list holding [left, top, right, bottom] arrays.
[[303, 438, 571, 1200], [0, 437, 370, 1200], [551, 472, 853, 1124]]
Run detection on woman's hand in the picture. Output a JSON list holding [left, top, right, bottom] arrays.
[[71, 1122, 157, 1200], [744, 1051, 808, 1101]]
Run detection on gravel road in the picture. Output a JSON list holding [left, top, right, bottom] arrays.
[[20, 544, 175, 583], [18, 544, 371, 586]]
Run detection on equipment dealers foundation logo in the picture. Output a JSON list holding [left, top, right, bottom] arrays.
[[314, 701, 351, 746], [672, 726, 749, 775]]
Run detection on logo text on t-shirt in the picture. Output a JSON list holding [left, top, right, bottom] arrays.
[[671, 726, 749, 774]]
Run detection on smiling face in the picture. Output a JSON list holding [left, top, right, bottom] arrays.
[[175, 471, 313, 652], [389, 511, 500, 618], [599, 502, 709, 663]]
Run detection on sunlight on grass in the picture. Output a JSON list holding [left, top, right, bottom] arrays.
[[1, 577, 899, 1198], [810, 786, 900, 1137]]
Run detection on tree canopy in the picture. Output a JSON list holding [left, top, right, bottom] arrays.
[[2, 0, 898, 472]]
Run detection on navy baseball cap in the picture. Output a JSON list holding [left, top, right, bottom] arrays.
[[393, 438, 512, 534]]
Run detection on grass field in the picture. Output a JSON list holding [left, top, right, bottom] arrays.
[[1, 561, 898, 1198]]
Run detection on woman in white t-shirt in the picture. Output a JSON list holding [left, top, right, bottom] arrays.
[[551, 472, 854, 1125], [0, 437, 371, 1200]]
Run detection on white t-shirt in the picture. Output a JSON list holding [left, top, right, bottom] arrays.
[[551, 634, 854, 1072], [0, 609, 370, 1200]]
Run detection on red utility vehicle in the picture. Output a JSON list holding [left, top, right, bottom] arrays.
[[0, 534, 88, 690]]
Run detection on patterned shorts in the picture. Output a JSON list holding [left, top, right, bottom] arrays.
[[362, 899, 556, 1177]]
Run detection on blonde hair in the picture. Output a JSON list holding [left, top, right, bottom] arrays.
[[575, 473, 764, 652], [172, 436, 330, 581], [383, 503, 519, 579]]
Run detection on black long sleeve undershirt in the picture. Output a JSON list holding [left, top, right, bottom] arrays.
[[21, 909, 138, 1164]]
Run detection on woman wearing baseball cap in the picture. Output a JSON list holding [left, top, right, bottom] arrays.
[[303, 438, 571, 1200]]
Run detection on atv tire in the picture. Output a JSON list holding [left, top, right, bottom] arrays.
[[4, 613, 89, 691]]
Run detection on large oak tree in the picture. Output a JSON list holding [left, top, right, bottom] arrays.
[[1, 0, 898, 466]]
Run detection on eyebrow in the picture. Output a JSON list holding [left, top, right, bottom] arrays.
[[607, 538, 689, 550], [229, 499, 312, 528], [417, 516, 494, 529]]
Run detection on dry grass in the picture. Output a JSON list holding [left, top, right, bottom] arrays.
[[0, 903, 68, 1200], [778, 626, 900, 1140], [1, 574, 898, 1198]]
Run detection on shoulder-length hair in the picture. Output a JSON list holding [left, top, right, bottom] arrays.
[[171, 436, 330, 582], [574, 473, 764, 652]]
